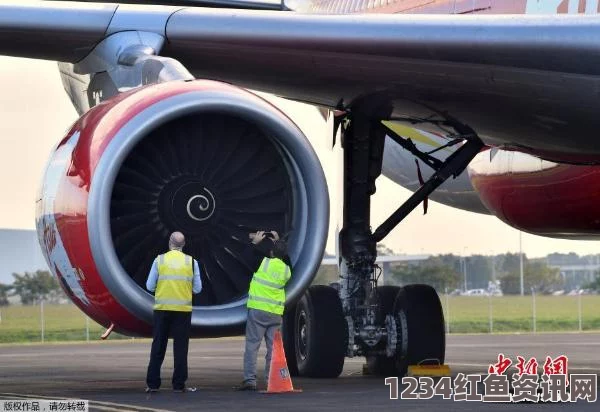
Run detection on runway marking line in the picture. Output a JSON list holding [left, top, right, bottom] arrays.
[[0, 393, 174, 412]]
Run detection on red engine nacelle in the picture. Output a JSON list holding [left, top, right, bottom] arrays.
[[468, 149, 600, 239], [35, 80, 329, 337]]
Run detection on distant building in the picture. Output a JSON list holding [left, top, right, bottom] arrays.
[[0, 229, 48, 285], [546, 253, 600, 291]]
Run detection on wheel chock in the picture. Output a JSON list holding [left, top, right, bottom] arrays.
[[407, 364, 451, 377]]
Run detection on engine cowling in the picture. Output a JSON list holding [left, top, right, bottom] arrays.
[[35, 80, 329, 337]]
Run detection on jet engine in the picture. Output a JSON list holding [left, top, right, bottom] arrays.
[[35, 80, 329, 337]]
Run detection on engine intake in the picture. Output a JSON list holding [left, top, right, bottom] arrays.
[[111, 111, 293, 307]]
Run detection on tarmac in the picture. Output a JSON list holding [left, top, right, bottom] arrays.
[[0, 332, 598, 411]]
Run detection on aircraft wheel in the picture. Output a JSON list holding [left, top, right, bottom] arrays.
[[393, 284, 446, 377], [365, 286, 401, 376], [295, 285, 347, 378]]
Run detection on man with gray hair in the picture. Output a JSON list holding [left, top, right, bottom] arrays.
[[145, 231, 202, 393]]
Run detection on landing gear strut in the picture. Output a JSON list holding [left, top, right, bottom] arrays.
[[288, 100, 483, 377], [339, 103, 483, 376]]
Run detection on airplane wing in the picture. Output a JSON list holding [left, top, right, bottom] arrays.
[[2, 2, 600, 161], [0, 2, 116, 62], [0, 0, 284, 62]]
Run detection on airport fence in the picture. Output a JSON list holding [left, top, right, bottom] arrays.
[[0, 302, 130, 343], [441, 292, 600, 334], [0, 293, 599, 343]]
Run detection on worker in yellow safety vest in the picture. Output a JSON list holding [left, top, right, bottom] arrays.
[[236, 230, 291, 391], [145, 231, 202, 393]]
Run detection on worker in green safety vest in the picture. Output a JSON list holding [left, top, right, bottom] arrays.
[[236, 230, 291, 391]]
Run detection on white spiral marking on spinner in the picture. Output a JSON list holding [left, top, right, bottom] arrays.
[[186, 188, 216, 221]]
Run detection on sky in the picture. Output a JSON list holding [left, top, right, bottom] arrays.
[[1, 56, 600, 258]]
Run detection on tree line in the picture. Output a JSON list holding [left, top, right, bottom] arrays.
[[3, 254, 598, 306], [0, 270, 64, 306], [311, 245, 597, 295], [386, 257, 566, 295]]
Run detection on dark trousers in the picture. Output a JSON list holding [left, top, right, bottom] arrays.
[[146, 310, 192, 390]]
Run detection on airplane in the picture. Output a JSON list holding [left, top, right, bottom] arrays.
[[2, 0, 600, 378]]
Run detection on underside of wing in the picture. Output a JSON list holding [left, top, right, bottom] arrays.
[[161, 10, 600, 162], [0, 2, 116, 62], [2, 3, 600, 161]]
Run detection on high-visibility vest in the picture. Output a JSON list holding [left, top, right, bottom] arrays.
[[247, 257, 291, 315], [154, 250, 194, 312]]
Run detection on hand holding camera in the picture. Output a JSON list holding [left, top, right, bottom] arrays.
[[249, 230, 279, 244]]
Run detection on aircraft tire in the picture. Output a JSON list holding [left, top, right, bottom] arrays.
[[294, 285, 347, 378], [393, 284, 446, 377]]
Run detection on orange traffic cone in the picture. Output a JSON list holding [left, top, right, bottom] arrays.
[[262, 329, 302, 394]]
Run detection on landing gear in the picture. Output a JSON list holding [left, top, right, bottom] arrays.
[[335, 103, 481, 375], [289, 101, 482, 378], [293, 285, 347, 378]]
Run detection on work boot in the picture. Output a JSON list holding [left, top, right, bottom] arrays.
[[234, 381, 257, 391]]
